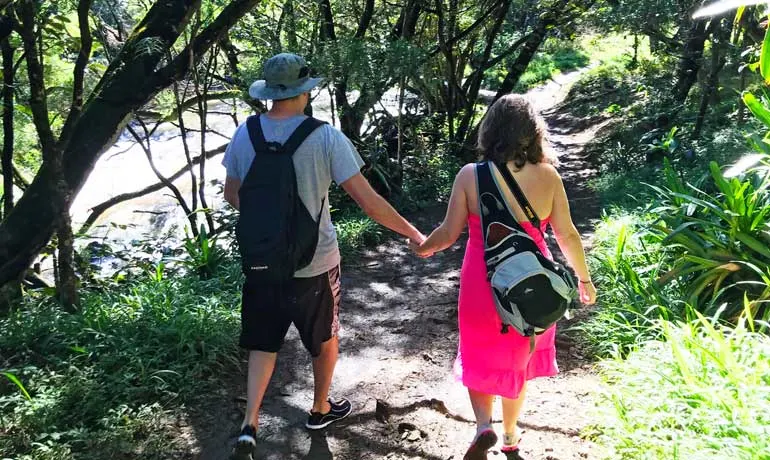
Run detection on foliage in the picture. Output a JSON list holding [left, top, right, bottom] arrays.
[[576, 212, 677, 357], [484, 38, 590, 91], [593, 315, 770, 459], [0, 261, 242, 459], [649, 160, 770, 318], [182, 224, 226, 280], [335, 212, 384, 256]]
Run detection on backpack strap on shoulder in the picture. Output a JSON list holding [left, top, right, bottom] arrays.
[[245, 114, 273, 154], [495, 162, 542, 230], [282, 117, 327, 156], [475, 162, 494, 244]]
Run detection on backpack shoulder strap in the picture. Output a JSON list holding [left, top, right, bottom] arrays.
[[282, 117, 327, 156], [476, 161, 512, 245], [495, 162, 542, 230], [245, 114, 271, 153]]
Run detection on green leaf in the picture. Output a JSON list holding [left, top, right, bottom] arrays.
[[743, 92, 770, 128], [735, 232, 770, 260], [1, 372, 32, 401], [762, 20, 770, 82]]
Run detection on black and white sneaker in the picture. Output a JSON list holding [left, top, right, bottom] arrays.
[[305, 398, 353, 430], [232, 424, 256, 460]]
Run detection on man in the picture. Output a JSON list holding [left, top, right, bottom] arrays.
[[222, 53, 425, 457]]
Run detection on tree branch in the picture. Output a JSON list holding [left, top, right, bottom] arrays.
[[427, 0, 502, 57], [59, 0, 94, 146], [126, 123, 195, 221], [77, 143, 227, 235], [153, 0, 261, 87]]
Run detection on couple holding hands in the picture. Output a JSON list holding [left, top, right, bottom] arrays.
[[224, 53, 595, 460]]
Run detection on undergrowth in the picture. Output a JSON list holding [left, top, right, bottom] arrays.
[[0, 263, 243, 459]]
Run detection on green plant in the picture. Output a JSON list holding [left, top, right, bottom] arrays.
[[576, 212, 680, 356], [648, 159, 770, 319], [644, 126, 680, 159], [1, 371, 32, 401], [0, 262, 242, 458], [182, 224, 225, 280], [593, 312, 770, 459], [335, 213, 383, 256]]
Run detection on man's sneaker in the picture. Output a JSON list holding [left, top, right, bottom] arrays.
[[305, 398, 353, 430], [232, 424, 256, 460]]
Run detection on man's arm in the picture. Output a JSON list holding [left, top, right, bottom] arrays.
[[340, 173, 424, 243], [224, 176, 241, 210]]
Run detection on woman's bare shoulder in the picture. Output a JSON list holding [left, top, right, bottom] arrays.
[[456, 163, 477, 182], [533, 162, 562, 183]]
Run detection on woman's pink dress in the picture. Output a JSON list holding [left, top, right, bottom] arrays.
[[453, 213, 558, 400]]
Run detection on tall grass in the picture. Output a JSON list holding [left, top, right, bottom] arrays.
[[594, 314, 770, 459], [0, 262, 243, 459]]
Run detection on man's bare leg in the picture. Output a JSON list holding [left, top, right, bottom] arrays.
[[311, 336, 338, 414], [242, 350, 278, 429]]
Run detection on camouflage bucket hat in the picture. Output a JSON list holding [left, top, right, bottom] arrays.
[[249, 53, 324, 100]]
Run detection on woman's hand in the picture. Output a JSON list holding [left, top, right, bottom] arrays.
[[407, 238, 434, 258], [578, 280, 597, 305]]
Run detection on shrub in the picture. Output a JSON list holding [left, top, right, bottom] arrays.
[[649, 159, 770, 320], [593, 314, 770, 459]]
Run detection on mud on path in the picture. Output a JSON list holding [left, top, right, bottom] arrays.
[[183, 70, 609, 460]]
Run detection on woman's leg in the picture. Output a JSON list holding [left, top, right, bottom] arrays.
[[501, 382, 527, 445], [464, 388, 498, 459], [468, 388, 494, 429]]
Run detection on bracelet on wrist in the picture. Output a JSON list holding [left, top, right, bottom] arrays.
[[579, 279, 592, 284]]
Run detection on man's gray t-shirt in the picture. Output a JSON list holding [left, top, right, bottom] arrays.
[[222, 114, 364, 278]]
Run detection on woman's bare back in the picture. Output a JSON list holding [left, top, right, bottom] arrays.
[[465, 162, 557, 223]]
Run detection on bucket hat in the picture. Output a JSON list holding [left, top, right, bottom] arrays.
[[249, 53, 324, 100]]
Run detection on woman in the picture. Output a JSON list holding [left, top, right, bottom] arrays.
[[411, 95, 596, 459]]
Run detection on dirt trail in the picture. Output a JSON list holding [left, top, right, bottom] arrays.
[[187, 70, 607, 460]]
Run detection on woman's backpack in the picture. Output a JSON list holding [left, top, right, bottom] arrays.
[[476, 161, 577, 347]]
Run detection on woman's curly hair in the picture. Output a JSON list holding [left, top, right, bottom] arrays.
[[477, 94, 555, 168]]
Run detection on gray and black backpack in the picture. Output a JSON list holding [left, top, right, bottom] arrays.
[[476, 161, 577, 346]]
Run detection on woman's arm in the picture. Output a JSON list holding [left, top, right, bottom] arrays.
[[549, 170, 596, 304], [412, 164, 473, 256]]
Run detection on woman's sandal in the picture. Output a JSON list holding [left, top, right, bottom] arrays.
[[463, 425, 498, 460], [501, 432, 523, 459]]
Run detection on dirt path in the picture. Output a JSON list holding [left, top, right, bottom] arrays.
[[186, 70, 607, 460]]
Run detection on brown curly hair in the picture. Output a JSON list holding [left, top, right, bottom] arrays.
[[477, 94, 555, 168]]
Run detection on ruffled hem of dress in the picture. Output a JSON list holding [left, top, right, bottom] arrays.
[[452, 347, 559, 400]]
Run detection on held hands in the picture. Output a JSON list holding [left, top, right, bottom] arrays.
[[578, 280, 597, 305], [407, 232, 435, 258]]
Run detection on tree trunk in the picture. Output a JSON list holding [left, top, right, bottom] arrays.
[[1, 37, 13, 218], [0, 0, 261, 288], [672, 17, 708, 104], [355, 0, 375, 39], [56, 212, 79, 310], [285, 0, 298, 50], [455, 0, 511, 145], [493, 20, 551, 100], [693, 19, 727, 139]]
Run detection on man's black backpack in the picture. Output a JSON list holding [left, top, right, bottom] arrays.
[[236, 114, 326, 283], [476, 161, 577, 347]]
